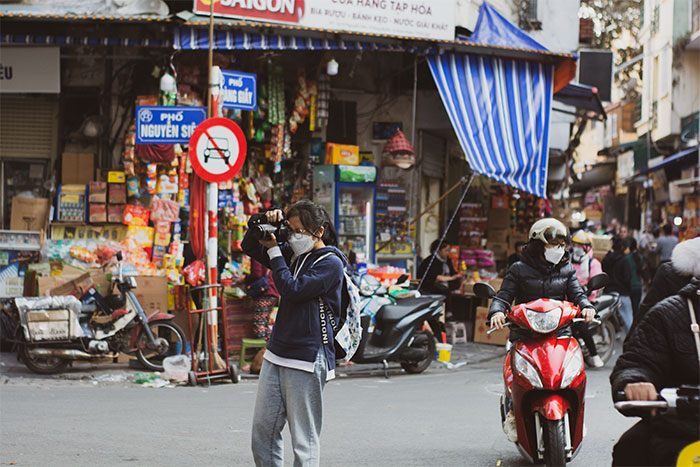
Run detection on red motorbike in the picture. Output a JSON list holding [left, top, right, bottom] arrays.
[[474, 273, 608, 466]]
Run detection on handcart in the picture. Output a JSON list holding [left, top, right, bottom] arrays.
[[187, 284, 239, 385]]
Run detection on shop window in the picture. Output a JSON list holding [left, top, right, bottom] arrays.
[[327, 100, 357, 145], [0, 95, 58, 159], [519, 0, 541, 31]]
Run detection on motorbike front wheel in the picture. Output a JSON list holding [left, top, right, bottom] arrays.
[[543, 418, 567, 467], [399, 330, 436, 374], [20, 345, 69, 374], [136, 320, 187, 372]]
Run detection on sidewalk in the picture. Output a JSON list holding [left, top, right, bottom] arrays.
[[335, 340, 507, 378]]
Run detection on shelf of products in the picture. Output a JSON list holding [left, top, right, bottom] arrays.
[[375, 180, 411, 257]]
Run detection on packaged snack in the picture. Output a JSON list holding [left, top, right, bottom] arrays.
[[123, 205, 150, 226], [127, 225, 154, 249], [151, 198, 180, 222], [126, 177, 140, 197], [154, 220, 171, 246]]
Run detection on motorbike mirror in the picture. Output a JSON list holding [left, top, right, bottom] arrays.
[[587, 273, 609, 291], [473, 282, 496, 299], [396, 274, 409, 284], [116, 251, 123, 262]]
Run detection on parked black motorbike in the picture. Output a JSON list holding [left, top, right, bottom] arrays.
[[3, 253, 186, 374], [349, 273, 445, 377], [578, 284, 622, 365]]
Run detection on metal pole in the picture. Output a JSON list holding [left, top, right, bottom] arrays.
[[205, 2, 223, 369], [417, 173, 474, 291]]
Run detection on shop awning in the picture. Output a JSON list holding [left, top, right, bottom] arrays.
[[638, 147, 699, 175], [553, 83, 606, 119], [570, 162, 617, 193], [427, 4, 562, 199]]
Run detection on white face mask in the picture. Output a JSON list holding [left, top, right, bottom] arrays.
[[288, 232, 315, 256], [544, 245, 566, 264], [571, 246, 586, 262]]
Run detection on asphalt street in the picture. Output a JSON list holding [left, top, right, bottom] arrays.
[[0, 344, 635, 466]]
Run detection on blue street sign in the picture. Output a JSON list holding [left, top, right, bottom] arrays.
[[135, 106, 206, 144], [221, 70, 257, 111]]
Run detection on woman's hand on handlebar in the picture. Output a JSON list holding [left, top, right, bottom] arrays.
[[581, 307, 596, 323], [624, 382, 659, 415], [266, 209, 284, 224], [490, 312, 507, 330]]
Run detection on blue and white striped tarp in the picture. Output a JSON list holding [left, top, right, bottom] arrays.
[[174, 27, 434, 53], [428, 53, 553, 198]]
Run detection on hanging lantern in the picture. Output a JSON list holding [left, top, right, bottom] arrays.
[[382, 129, 415, 169]]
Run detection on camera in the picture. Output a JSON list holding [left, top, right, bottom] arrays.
[[249, 216, 290, 243]]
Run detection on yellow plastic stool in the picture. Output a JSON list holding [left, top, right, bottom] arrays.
[[240, 338, 267, 368]]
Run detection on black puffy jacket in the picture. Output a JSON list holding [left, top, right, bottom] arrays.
[[487, 246, 593, 320], [610, 279, 700, 462]]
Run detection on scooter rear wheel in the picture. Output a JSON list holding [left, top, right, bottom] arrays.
[[399, 330, 436, 374], [543, 418, 567, 467], [20, 345, 69, 375]]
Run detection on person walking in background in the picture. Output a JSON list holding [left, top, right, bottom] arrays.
[[652, 224, 679, 263], [244, 259, 279, 339], [602, 237, 634, 332], [506, 241, 526, 269], [625, 238, 643, 316]]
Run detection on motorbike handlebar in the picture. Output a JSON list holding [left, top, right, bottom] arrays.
[[486, 322, 511, 335], [572, 317, 602, 325]]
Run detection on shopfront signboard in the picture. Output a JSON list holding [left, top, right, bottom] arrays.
[[136, 106, 207, 144], [0, 47, 60, 93], [189, 117, 247, 182], [221, 70, 257, 111], [193, 0, 456, 41]]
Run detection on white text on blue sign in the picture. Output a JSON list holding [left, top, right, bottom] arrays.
[[221, 70, 257, 111], [136, 106, 207, 144]]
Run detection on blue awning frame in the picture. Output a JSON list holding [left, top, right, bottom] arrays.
[[638, 147, 699, 175]]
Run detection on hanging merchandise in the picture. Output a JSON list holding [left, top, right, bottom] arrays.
[[316, 74, 330, 129], [289, 70, 314, 134]]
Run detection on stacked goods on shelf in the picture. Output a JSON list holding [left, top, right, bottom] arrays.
[[458, 203, 487, 248], [375, 180, 411, 256]]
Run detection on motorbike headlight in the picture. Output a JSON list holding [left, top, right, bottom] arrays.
[[560, 347, 584, 388], [513, 351, 543, 389], [525, 307, 562, 333]]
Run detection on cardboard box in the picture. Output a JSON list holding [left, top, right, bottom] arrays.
[[108, 183, 127, 204], [132, 276, 168, 314], [325, 143, 360, 165], [10, 197, 50, 231], [508, 232, 528, 252], [486, 242, 508, 261], [487, 229, 509, 244], [473, 306, 510, 345], [589, 235, 612, 253], [487, 209, 511, 229], [107, 204, 125, 223], [489, 278, 504, 293], [47, 270, 110, 298], [88, 182, 107, 203], [89, 204, 107, 223], [62, 153, 94, 185]]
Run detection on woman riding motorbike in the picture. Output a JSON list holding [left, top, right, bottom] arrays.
[[488, 218, 597, 440], [570, 230, 605, 368]]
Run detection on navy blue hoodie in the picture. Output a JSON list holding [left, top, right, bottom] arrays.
[[241, 227, 346, 373]]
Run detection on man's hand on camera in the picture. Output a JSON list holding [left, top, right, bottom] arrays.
[[260, 233, 278, 249], [266, 209, 284, 224]]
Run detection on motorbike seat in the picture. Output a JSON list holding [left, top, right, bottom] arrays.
[[594, 294, 618, 312], [375, 298, 433, 326]]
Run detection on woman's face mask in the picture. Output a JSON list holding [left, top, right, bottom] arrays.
[[288, 232, 316, 256], [544, 245, 566, 264], [571, 246, 586, 262]]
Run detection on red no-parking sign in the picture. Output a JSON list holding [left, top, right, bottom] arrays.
[[189, 117, 247, 183]]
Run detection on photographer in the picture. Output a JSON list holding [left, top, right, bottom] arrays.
[[242, 200, 346, 467]]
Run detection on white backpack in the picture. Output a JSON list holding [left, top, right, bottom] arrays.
[[313, 253, 363, 363]]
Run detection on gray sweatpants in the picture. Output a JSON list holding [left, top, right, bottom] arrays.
[[251, 350, 327, 467]]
